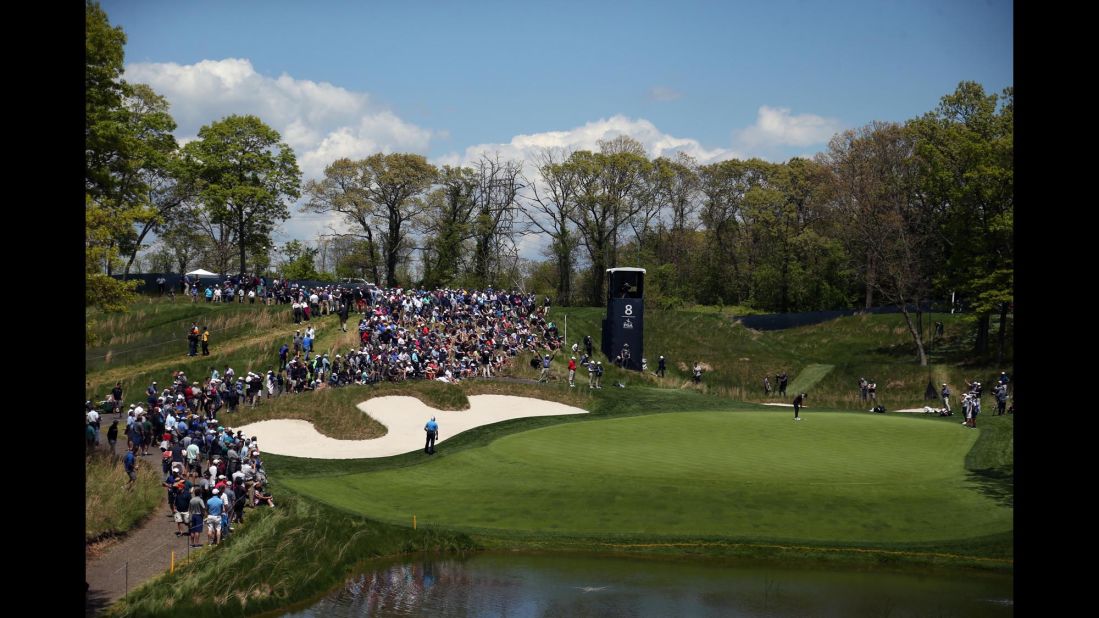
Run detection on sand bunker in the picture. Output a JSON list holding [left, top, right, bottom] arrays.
[[235, 394, 588, 459]]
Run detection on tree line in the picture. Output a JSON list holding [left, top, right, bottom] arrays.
[[86, 1, 1011, 360]]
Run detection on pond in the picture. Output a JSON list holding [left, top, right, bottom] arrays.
[[282, 553, 1012, 617]]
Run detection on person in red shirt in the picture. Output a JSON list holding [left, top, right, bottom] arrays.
[[567, 357, 577, 388]]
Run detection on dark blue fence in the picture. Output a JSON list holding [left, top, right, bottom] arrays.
[[111, 273, 366, 294], [738, 304, 935, 331]]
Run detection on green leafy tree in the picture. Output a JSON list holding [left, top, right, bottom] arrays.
[[302, 158, 383, 284], [356, 153, 438, 287], [908, 82, 1013, 358], [183, 115, 302, 277], [420, 165, 477, 289], [523, 148, 582, 306], [823, 121, 933, 364], [85, 1, 151, 339], [566, 137, 652, 305], [279, 240, 321, 280]]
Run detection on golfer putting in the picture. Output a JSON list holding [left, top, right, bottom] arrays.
[[424, 416, 439, 454], [793, 393, 806, 420]]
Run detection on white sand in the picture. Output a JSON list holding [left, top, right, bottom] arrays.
[[235, 394, 588, 459]]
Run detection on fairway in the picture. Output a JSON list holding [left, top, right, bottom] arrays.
[[284, 411, 1012, 545]]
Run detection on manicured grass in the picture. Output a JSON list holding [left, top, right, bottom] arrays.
[[786, 363, 834, 394], [88, 298, 1013, 617], [283, 411, 1012, 546]]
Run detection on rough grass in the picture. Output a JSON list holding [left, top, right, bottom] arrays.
[[553, 307, 1011, 409], [86, 451, 164, 542], [102, 492, 477, 618]]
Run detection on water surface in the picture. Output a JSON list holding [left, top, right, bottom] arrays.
[[283, 553, 1012, 617]]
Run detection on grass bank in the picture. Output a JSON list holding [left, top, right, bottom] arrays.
[[102, 492, 477, 618], [86, 451, 164, 543]]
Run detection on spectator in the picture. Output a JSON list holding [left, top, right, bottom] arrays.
[[994, 383, 1008, 416], [188, 487, 206, 547], [124, 446, 137, 487], [106, 420, 119, 455]]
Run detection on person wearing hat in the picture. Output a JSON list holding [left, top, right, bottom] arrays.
[[657, 355, 666, 378], [201, 326, 210, 356], [424, 416, 439, 455], [171, 477, 191, 536], [538, 353, 553, 383], [594, 361, 604, 389], [86, 405, 101, 445], [793, 393, 807, 421], [567, 356, 577, 388], [941, 383, 952, 414]]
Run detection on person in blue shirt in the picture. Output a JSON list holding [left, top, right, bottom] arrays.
[[424, 416, 439, 454], [206, 489, 224, 545], [124, 447, 137, 486]]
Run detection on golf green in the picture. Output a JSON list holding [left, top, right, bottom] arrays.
[[283, 411, 1012, 544]]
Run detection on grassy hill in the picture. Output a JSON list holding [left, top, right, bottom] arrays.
[[91, 298, 1012, 617], [550, 306, 1009, 410]]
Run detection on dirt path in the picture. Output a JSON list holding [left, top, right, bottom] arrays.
[[85, 451, 205, 616]]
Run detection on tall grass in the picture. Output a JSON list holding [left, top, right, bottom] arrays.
[[103, 493, 477, 618], [86, 451, 165, 542]]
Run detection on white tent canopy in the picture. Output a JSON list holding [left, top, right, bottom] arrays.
[[185, 269, 219, 277]]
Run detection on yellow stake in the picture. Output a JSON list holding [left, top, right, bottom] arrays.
[[413, 515, 417, 530], [170, 551, 175, 574]]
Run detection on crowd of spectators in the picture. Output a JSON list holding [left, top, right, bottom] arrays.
[[87, 283, 567, 547]]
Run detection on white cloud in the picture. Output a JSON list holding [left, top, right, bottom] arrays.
[[734, 105, 842, 151], [123, 58, 433, 179], [647, 86, 683, 102], [438, 114, 742, 170]]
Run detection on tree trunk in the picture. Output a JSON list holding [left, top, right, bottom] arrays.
[[124, 221, 157, 277], [385, 212, 401, 288], [590, 252, 606, 307], [996, 302, 1008, 365], [900, 305, 928, 366], [362, 227, 381, 285], [864, 252, 874, 309], [556, 248, 572, 307], [238, 218, 248, 276], [974, 314, 990, 355]]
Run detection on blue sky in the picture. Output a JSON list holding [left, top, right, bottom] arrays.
[[102, 0, 1012, 247]]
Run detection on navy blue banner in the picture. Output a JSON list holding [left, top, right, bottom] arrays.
[[602, 298, 644, 371]]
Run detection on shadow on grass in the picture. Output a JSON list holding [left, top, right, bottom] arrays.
[[966, 467, 1014, 508]]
